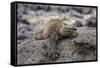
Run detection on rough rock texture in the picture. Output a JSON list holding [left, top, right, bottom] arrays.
[[17, 3, 97, 65]]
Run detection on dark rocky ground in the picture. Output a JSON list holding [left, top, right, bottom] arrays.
[[17, 3, 97, 65]]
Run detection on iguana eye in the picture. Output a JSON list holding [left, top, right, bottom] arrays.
[[64, 23, 67, 25]]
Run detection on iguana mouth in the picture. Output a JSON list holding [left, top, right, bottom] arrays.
[[64, 27, 77, 31]]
